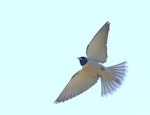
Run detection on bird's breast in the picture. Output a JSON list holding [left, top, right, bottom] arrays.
[[82, 60, 104, 76]]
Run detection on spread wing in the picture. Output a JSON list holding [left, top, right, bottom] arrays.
[[55, 69, 99, 103], [86, 21, 110, 63]]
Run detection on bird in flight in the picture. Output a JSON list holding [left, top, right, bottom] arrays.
[[55, 21, 127, 103]]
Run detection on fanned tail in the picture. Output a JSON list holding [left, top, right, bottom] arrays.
[[101, 61, 127, 96]]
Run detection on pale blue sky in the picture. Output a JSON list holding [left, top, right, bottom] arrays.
[[0, 0, 150, 115]]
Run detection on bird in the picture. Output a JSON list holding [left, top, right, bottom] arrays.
[[55, 21, 127, 103]]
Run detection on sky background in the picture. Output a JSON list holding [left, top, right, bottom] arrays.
[[0, 0, 150, 115]]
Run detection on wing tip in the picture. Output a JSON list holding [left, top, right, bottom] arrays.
[[106, 21, 110, 25], [54, 100, 60, 104], [54, 98, 65, 104], [104, 21, 110, 28]]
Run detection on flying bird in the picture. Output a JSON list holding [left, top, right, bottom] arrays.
[[55, 21, 127, 103]]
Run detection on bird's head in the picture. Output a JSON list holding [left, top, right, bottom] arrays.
[[77, 57, 88, 66]]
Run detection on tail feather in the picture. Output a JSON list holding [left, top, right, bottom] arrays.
[[101, 61, 127, 96]]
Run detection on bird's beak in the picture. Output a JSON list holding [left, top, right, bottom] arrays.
[[77, 57, 80, 60]]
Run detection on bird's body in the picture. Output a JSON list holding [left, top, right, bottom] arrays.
[[55, 22, 127, 103]]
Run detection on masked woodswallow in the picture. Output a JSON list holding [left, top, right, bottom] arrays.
[[55, 21, 127, 103]]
